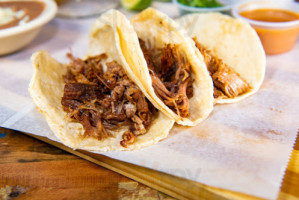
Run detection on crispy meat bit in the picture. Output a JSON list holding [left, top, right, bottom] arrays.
[[120, 131, 135, 148], [213, 88, 225, 99], [139, 39, 194, 118], [193, 38, 250, 98], [63, 83, 102, 101], [61, 53, 153, 147], [130, 115, 146, 136], [124, 103, 136, 118], [212, 65, 250, 98]]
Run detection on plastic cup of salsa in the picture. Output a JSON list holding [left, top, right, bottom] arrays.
[[232, 0, 299, 55]]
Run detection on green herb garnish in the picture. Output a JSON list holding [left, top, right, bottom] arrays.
[[178, 0, 223, 8]]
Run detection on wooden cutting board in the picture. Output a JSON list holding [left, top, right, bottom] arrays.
[[2, 128, 296, 200]]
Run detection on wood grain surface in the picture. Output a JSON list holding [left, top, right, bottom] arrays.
[[0, 127, 298, 200], [0, 128, 174, 200]]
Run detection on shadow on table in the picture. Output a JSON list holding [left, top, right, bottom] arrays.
[[1, 20, 82, 60]]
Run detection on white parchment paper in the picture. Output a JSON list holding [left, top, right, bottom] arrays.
[[0, 3, 298, 199]]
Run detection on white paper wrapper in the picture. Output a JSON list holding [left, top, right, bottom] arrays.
[[0, 5, 298, 199]]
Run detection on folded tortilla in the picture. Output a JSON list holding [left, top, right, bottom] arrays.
[[29, 10, 174, 151], [177, 13, 266, 104], [119, 8, 214, 126]]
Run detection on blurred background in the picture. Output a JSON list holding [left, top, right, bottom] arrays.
[[55, 0, 172, 18]]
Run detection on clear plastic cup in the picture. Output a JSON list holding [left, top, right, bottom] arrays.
[[232, 0, 299, 55], [56, 0, 119, 18]]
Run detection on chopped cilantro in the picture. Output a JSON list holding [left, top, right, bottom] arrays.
[[178, 0, 223, 8]]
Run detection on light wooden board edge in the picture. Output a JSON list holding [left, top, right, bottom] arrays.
[[20, 132, 265, 200]]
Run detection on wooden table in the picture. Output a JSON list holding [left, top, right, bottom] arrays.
[[0, 127, 298, 200]]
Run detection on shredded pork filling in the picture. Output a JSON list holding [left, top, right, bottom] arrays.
[[139, 39, 194, 118], [193, 38, 250, 99], [61, 53, 153, 148]]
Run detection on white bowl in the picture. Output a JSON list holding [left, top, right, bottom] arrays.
[[0, 0, 57, 56], [173, 0, 244, 15]]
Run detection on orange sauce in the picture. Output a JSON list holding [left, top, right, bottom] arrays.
[[240, 8, 299, 23], [240, 9, 299, 54]]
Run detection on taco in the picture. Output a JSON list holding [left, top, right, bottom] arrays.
[[119, 8, 214, 126], [29, 10, 174, 151], [177, 13, 266, 103]]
